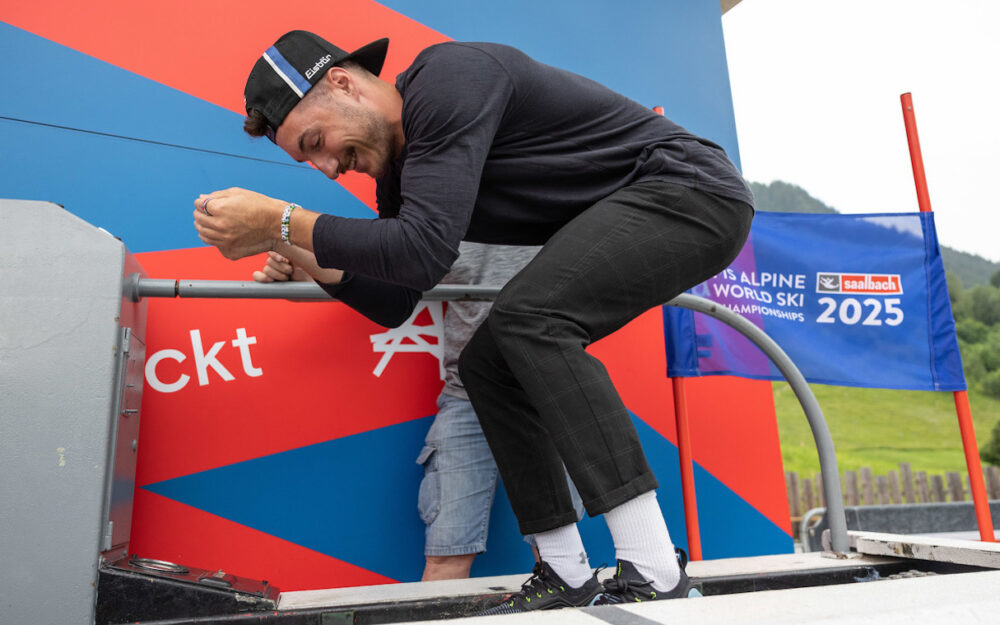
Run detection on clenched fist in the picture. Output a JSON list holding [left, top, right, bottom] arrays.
[[193, 188, 286, 259]]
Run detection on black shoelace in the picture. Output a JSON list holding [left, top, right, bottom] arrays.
[[516, 562, 562, 598], [601, 574, 656, 602]]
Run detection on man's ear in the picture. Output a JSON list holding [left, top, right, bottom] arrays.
[[323, 66, 355, 96]]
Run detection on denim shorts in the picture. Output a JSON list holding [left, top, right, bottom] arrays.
[[417, 393, 500, 556], [417, 393, 584, 556]]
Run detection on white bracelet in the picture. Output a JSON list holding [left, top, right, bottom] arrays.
[[280, 203, 300, 243]]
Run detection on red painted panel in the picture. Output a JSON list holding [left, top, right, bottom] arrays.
[[3, 1, 446, 115], [130, 490, 395, 590], [685, 376, 789, 532], [135, 247, 441, 484]]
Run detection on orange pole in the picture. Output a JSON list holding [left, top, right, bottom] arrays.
[[654, 103, 703, 559], [672, 377, 702, 559], [954, 390, 995, 541], [900, 92, 995, 542], [900, 93, 933, 212]]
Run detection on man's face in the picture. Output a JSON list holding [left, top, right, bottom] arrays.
[[276, 82, 396, 180]]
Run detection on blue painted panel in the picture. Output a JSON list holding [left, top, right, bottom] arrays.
[[0, 21, 371, 253], [695, 464, 794, 559], [377, 0, 742, 169], [145, 416, 435, 583], [145, 408, 782, 582], [0, 118, 371, 254], [0, 22, 278, 160]]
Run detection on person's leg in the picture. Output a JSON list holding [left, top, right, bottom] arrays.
[[461, 182, 752, 590], [460, 323, 594, 589], [418, 393, 500, 580], [603, 490, 680, 591], [423, 554, 476, 581], [459, 325, 579, 533], [530, 523, 592, 587], [524, 468, 591, 586]]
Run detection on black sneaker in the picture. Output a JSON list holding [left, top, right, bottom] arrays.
[[593, 558, 696, 604], [477, 561, 602, 615]]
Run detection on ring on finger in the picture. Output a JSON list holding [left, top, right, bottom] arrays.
[[200, 198, 213, 216]]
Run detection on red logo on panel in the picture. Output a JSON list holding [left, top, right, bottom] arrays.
[[816, 273, 903, 295]]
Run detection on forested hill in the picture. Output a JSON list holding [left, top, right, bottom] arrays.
[[750, 180, 1000, 287]]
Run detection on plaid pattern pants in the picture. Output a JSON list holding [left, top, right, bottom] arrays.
[[459, 181, 753, 534]]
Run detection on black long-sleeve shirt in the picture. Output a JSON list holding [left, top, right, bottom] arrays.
[[315, 42, 753, 324]]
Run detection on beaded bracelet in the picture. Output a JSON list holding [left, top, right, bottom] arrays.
[[280, 203, 300, 243]]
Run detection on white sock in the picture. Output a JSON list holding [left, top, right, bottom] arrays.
[[532, 522, 593, 588], [603, 491, 680, 591]]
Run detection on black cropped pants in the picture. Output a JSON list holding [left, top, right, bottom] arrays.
[[458, 181, 753, 535]]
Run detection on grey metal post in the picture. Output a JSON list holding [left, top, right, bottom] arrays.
[[130, 279, 514, 302], [129, 278, 849, 553]]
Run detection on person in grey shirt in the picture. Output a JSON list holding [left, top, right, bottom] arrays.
[[418, 242, 583, 580], [253, 242, 582, 581]]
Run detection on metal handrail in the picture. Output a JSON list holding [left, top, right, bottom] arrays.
[[127, 276, 849, 554]]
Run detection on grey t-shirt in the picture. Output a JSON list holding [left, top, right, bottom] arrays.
[[439, 242, 539, 399]]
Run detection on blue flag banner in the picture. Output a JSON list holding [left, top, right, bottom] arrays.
[[664, 212, 966, 391]]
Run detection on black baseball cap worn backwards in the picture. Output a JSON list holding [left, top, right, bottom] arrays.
[[244, 30, 388, 142]]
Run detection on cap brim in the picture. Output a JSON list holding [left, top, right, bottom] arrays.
[[344, 38, 389, 77]]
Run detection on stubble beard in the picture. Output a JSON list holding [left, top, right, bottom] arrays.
[[337, 99, 393, 179]]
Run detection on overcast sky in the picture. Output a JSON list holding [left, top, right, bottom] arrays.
[[722, 0, 1000, 262]]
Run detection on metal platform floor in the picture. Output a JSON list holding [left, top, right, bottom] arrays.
[[446, 569, 1000, 625], [268, 549, 992, 625], [107, 534, 1000, 624]]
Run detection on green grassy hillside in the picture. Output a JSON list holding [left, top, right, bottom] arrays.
[[773, 383, 1000, 476]]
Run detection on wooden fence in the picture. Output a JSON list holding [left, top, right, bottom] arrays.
[[785, 463, 1000, 532]]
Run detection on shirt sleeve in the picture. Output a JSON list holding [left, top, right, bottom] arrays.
[[317, 272, 422, 328], [312, 44, 515, 291]]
